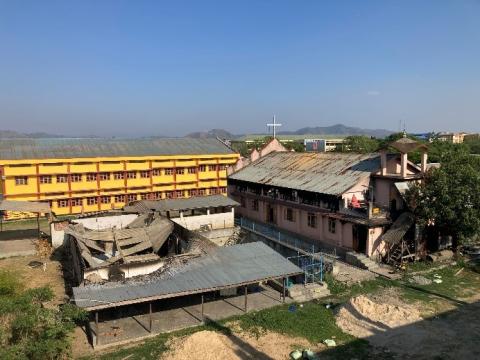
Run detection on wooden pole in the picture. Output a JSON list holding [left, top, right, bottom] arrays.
[[201, 294, 204, 322], [282, 277, 286, 303], [37, 213, 40, 239], [149, 302, 152, 333], [95, 312, 99, 346], [244, 285, 248, 313]]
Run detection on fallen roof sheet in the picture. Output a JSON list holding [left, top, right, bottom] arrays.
[[124, 195, 239, 213], [229, 152, 381, 196], [0, 138, 235, 161], [72, 242, 303, 310], [0, 200, 51, 213], [381, 212, 415, 245]]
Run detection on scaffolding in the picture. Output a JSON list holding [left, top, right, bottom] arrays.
[[287, 246, 324, 285]]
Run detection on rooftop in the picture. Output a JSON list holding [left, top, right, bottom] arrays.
[[72, 242, 303, 310], [228, 152, 381, 196], [0, 138, 235, 161], [124, 195, 239, 213]]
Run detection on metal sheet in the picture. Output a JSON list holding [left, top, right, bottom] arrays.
[[229, 152, 381, 196], [72, 242, 303, 310]]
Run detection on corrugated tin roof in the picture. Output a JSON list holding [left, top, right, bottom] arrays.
[[0, 200, 51, 213], [72, 242, 302, 310], [382, 212, 415, 245], [124, 195, 239, 213], [0, 138, 235, 161], [229, 152, 381, 196]]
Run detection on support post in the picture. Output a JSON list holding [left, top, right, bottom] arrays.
[[244, 285, 248, 312], [37, 213, 40, 239], [201, 294, 204, 322], [282, 277, 286, 303], [149, 302, 152, 333], [95, 311, 99, 346]]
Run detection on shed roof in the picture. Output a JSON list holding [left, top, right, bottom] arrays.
[[124, 195, 239, 213], [381, 212, 415, 245], [228, 152, 381, 196], [0, 200, 51, 213], [72, 242, 302, 310], [0, 138, 235, 161]]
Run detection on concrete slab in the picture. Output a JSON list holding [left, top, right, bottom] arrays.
[[0, 239, 36, 259], [89, 285, 290, 348]]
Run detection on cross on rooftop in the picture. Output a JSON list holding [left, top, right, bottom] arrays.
[[266, 115, 282, 139]]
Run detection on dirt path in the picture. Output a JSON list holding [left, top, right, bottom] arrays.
[[335, 289, 480, 359]]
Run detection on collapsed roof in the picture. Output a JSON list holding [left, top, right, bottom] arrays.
[[65, 214, 174, 269]]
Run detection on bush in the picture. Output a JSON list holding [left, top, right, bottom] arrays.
[[0, 270, 86, 359]]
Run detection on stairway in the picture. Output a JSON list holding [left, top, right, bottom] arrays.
[[287, 283, 330, 302], [345, 251, 380, 271]]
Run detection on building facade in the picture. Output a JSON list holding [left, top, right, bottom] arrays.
[[228, 137, 428, 258], [0, 138, 239, 219]]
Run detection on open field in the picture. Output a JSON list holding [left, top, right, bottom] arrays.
[[81, 259, 480, 360]]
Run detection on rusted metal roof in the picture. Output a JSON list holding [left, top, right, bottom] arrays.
[[0, 138, 235, 161], [124, 195, 239, 213], [229, 152, 381, 196]]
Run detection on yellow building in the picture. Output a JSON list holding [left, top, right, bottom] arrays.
[[0, 138, 239, 219]]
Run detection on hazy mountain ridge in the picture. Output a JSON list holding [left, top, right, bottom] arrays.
[[0, 130, 65, 138]]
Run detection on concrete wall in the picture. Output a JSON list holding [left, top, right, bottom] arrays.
[[171, 210, 235, 231], [84, 259, 164, 282], [50, 214, 139, 248]]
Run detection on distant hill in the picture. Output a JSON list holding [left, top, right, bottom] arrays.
[[0, 130, 65, 138], [185, 128, 236, 139], [279, 124, 393, 138], [188, 124, 393, 140]]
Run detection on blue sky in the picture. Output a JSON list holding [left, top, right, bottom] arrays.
[[1, 0, 479, 137]]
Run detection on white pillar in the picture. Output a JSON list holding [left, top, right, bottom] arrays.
[[421, 151, 428, 173], [401, 153, 408, 178], [380, 151, 387, 176]]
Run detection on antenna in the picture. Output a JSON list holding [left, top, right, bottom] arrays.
[[266, 115, 282, 139]]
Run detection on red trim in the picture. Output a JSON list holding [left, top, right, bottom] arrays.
[[173, 160, 177, 191], [149, 160, 153, 191], [0, 165, 7, 197], [216, 158, 220, 187], [123, 161, 128, 195], [35, 164, 41, 199], [67, 164, 72, 214]]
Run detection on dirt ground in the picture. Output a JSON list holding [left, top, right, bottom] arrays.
[[162, 328, 318, 360], [335, 288, 480, 359], [0, 244, 66, 305]]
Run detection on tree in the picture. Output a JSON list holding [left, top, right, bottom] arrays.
[[406, 146, 480, 251], [337, 136, 380, 153]]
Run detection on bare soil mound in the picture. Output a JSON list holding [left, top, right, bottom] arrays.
[[162, 329, 314, 360], [335, 295, 422, 338]]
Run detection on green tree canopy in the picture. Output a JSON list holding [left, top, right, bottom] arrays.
[[406, 146, 480, 250], [336, 135, 380, 153]]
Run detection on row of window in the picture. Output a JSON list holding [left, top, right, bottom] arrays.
[[9, 159, 233, 168], [15, 165, 229, 186], [53, 187, 227, 208], [241, 197, 336, 233]]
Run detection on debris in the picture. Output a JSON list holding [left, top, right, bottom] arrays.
[[409, 275, 432, 285], [28, 260, 44, 268], [288, 304, 297, 313], [433, 279, 443, 284], [323, 339, 336, 347], [290, 350, 303, 360], [302, 349, 317, 359], [454, 268, 464, 277]]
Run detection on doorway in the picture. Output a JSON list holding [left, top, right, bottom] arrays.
[[352, 225, 368, 254], [266, 204, 276, 224]]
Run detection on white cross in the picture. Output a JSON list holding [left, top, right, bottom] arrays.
[[266, 115, 282, 139]]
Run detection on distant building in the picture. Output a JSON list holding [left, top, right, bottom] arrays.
[[304, 138, 345, 152], [437, 132, 469, 143], [228, 137, 429, 260], [0, 138, 239, 219]]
